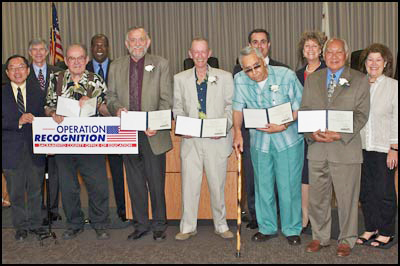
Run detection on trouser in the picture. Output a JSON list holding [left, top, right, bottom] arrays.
[[251, 140, 303, 236], [56, 154, 110, 230], [241, 124, 256, 222], [360, 150, 397, 237], [107, 154, 125, 216]]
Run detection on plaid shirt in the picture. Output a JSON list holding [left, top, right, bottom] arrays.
[[233, 66, 303, 153]]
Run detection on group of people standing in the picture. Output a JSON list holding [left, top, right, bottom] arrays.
[[2, 25, 397, 258]]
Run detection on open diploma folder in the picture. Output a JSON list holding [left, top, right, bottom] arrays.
[[297, 110, 353, 133], [175, 115, 228, 138], [120, 110, 172, 131], [243, 102, 293, 128], [56, 96, 97, 117]]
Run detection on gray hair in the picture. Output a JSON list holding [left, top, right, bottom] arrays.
[[323, 37, 350, 59], [238, 46, 264, 67], [28, 38, 48, 52], [125, 26, 150, 42], [66, 43, 88, 57]]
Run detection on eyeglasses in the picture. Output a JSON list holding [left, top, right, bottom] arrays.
[[7, 65, 27, 72], [243, 63, 262, 74], [67, 56, 86, 63]]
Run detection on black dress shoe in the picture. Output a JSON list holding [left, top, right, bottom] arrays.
[[246, 220, 258, 230], [287, 235, 301, 245], [251, 232, 278, 242], [15, 229, 28, 241], [153, 231, 166, 241], [42, 213, 62, 226], [127, 230, 149, 240], [95, 229, 110, 240], [29, 227, 48, 236], [62, 228, 84, 240]]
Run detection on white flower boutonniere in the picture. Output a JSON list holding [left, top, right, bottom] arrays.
[[338, 78, 350, 87], [270, 85, 279, 92], [145, 64, 155, 72], [208, 76, 218, 85]]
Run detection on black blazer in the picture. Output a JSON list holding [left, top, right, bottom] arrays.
[[232, 57, 290, 77], [2, 81, 46, 169], [295, 60, 327, 86], [27, 64, 63, 94], [86, 59, 112, 84]]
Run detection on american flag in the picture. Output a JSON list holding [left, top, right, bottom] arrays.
[[106, 126, 137, 142], [49, 3, 64, 65]]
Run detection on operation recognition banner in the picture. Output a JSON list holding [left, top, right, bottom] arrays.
[[32, 117, 138, 154]]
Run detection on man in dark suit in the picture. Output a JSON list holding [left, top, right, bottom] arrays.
[[2, 55, 47, 241], [107, 27, 173, 241], [27, 38, 63, 225], [232, 29, 290, 230], [301, 38, 370, 257], [86, 34, 127, 223]]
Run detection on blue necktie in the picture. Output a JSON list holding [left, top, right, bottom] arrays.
[[98, 64, 105, 80]]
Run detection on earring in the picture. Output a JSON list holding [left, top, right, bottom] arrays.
[[384, 62, 387, 67]]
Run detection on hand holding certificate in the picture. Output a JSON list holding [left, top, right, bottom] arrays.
[[175, 115, 227, 138], [297, 110, 353, 133], [243, 102, 293, 128]]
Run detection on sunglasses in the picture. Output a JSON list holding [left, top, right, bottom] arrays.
[[243, 63, 262, 73]]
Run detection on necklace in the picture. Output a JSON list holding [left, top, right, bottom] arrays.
[[306, 61, 322, 73]]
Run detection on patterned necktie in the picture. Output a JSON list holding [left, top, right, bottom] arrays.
[[17, 87, 25, 114], [327, 73, 336, 102], [98, 64, 105, 80], [38, 69, 45, 91]]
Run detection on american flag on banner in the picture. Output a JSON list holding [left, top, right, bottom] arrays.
[[49, 3, 64, 65], [106, 126, 137, 142]]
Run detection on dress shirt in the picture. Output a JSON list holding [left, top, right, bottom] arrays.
[[233, 66, 303, 153], [32, 63, 47, 82], [195, 69, 208, 118], [360, 75, 398, 153], [326, 67, 344, 88], [92, 58, 109, 80], [129, 57, 145, 111], [11, 81, 27, 110]]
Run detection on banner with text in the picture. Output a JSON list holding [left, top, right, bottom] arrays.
[[32, 117, 138, 154]]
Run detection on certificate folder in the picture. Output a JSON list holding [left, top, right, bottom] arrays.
[[298, 110, 353, 133], [120, 110, 172, 131], [175, 115, 227, 138], [243, 102, 293, 128]]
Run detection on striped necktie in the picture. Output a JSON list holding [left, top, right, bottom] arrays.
[[38, 69, 46, 91], [327, 73, 336, 102], [17, 87, 25, 114]]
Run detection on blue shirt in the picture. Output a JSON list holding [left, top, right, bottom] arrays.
[[195, 70, 208, 118], [233, 66, 304, 153], [326, 67, 344, 88], [32, 63, 47, 81], [93, 58, 109, 80]]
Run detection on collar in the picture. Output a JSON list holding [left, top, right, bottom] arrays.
[[32, 63, 47, 77], [93, 58, 109, 68]]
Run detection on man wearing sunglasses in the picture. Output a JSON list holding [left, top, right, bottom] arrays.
[[233, 47, 304, 246]]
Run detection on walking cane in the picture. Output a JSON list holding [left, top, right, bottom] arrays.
[[235, 152, 242, 258]]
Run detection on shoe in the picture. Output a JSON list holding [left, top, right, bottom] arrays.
[[62, 228, 84, 240], [15, 229, 28, 241], [153, 231, 166, 241], [246, 220, 258, 230], [29, 227, 48, 238], [127, 230, 149, 240], [306, 240, 327, 253], [287, 235, 301, 245], [336, 243, 351, 257], [301, 221, 311, 234], [95, 229, 110, 240], [119, 215, 128, 223], [369, 235, 395, 249], [175, 231, 197, 240], [251, 232, 278, 242], [356, 231, 378, 245], [241, 211, 249, 223], [215, 230, 234, 239], [42, 213, 62, 226]]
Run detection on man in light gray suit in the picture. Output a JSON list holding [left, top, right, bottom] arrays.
[[106, 26, 173, 241], [173, 37, 234, 240], [300, 38, 370, 257]]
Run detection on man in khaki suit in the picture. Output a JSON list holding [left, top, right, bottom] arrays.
[[173, 38, 234, 240], [300, 38, 370, 257], [106, 27, 173, 241]]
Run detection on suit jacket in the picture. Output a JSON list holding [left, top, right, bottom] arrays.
[[232, 57, 290, 77], [2, 81, 46, 169], [27, 64, 62, 95], [106, 54, 173, 155], [86, 59, 112, 84], [295, 60, 327, 86], [300, 66, 370, 164], [173, 66, 233, 157]]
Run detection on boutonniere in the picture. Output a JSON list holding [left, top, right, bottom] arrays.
[[208, 76, 218, 85], [270, 85, 279, 92], [338, 78, 350, 87], [145, 64, 155, 72]]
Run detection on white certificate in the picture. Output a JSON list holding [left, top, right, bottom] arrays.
[[328, 110, 353, 133], [148, 110, 172, 130], [56, 96, 80, 117], [297, 110, 327, 132], [79, 97, 97, 117], [120, 111, 147, 131], [175, 115, 202, 137], [267, 102, 293, 125], [201, 118, 228, 138], [243, 109, 268, 128]]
